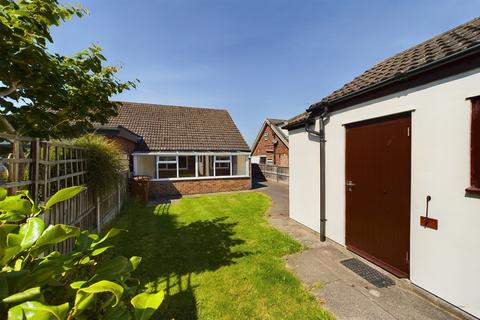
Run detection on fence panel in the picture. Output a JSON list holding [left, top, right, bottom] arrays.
[[254, 163, 289, 184], [0, 133, 128, 252]]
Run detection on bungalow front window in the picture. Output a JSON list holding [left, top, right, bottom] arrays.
[[178, 156, 195, 177], [152, 153, 249, 180], [214, 156, 231, 176], [157, 156, 177, 178]]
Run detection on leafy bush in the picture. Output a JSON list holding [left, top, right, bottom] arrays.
[[0, 186, 164, 319], [74, 134, 125, 196]]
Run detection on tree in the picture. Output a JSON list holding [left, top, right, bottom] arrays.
[[0, 0, 136, 139]]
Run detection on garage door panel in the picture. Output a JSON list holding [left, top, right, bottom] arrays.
[[345, 113, 411, 278]]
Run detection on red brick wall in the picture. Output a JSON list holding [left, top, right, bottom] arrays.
[[252, 124, 289, 167], [149, 177, 251, 198], [106, 136, 137, 154]]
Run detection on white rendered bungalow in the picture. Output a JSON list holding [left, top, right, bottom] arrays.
[[284, 17, 480, 317]]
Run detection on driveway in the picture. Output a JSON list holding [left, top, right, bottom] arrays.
[[256, 181, 469, 320]]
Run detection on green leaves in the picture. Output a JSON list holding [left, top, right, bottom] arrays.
[[0, 187, 164, 319], [0, 194, 32, 222], [32, 224, 80, 252], [1, 0, 136, 139], [0, 211, 26, 223], [0, 188, 7, 201], [18, 218, 45, 250], [45, 186, 86, 210], [2, 287, 41, 304], [95, 256, 142, 278], [7, 301, 70, 320], [0, 195, 31, 214], [75, 280, 124, 309], [91, 228, 124, 248], [131, 291, 165, 320]]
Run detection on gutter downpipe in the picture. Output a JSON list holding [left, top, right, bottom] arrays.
[[305, 107, 329, 242]]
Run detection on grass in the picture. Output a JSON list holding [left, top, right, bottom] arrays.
[[110, 192, 333, 319]]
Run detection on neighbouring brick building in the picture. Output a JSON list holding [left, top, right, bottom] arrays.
[[96, 101, 251, 197], [251, 119, 289, 167]]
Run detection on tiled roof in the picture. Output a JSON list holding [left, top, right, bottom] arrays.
[[267, 119, 289, 141], [312, 17, 480, 109], [102, 102, 250, 152], [284, 17, 480, 130], [283, 112, 310, 129]]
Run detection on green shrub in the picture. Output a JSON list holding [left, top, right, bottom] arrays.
[[0, 186, 164, 319], [74, 134, 124, 196]]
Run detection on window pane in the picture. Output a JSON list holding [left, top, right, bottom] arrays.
[[215, 156, 230, 161], [158, 162, 177, 178], [158, 156, 176, 162], [135, 155, 156, 177], [217, 162, 229, 168], [197, 155, 214, 177], [215, 162, 230, 176], [159, 163, 177, 170], [232, 155, 248, 176], [179, 156, 196, 178]]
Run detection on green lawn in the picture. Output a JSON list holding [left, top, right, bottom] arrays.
[[110, 192, 333, 320]]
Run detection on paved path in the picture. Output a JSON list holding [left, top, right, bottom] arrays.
[[256, 181, 467, 320]]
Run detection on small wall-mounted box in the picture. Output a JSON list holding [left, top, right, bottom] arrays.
[[420, 216, 438, 230]]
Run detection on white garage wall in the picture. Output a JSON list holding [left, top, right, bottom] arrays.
[[289, 124, 321, 233], [288, 68, 480, 317]]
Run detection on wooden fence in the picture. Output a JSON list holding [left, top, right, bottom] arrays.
[[0, 133, 128, 251], [253, 163, 289, 184]]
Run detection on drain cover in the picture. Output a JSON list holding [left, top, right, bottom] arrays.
[[340, 258, 395, 288]]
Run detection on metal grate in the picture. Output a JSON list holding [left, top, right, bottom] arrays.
[[340, 258, 395, 288]]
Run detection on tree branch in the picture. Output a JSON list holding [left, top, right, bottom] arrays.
[[0, 81, 20, 97], [0, 115, 16, 134]]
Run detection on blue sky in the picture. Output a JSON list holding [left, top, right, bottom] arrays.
[[52, 1, 480, 145]]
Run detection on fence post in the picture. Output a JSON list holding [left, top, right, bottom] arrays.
[[117, 182, 121, 214], [11, 138, 20, 194], [96, 196, 101, 233], [43, 143, 49, 199], [32, 138, 40, 204]]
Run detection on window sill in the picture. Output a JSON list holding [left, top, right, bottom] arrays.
[[465, 187, 480, 195], [150, 175, 250, 182]]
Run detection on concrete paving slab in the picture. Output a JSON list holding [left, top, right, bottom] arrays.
[[256, 180, 466, 320], [285, 252, 340, 285], [313, 280, 397, 320]]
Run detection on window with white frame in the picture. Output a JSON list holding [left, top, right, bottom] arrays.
[[153, 153, 249, 180], [178, 156, 195, 177], [214, 155, 231, 176], [157, 156, 177, 178]]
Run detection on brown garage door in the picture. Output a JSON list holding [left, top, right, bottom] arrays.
[[345, 112, 411, 278]]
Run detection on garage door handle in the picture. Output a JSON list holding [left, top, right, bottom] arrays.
[[346, 180, 356, 191]]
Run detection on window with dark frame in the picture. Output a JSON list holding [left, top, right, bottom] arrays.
[[467, 97, 480, 194]]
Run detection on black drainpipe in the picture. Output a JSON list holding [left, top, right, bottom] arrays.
[[305, 107, 329, 242]]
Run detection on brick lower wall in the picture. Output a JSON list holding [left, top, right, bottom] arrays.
[[149, 177, 251, 198]]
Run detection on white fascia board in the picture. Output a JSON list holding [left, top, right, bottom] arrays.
[[132, 151, 251, 156]]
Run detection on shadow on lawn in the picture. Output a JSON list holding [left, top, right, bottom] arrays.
[[117, 202, 249, 319]]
